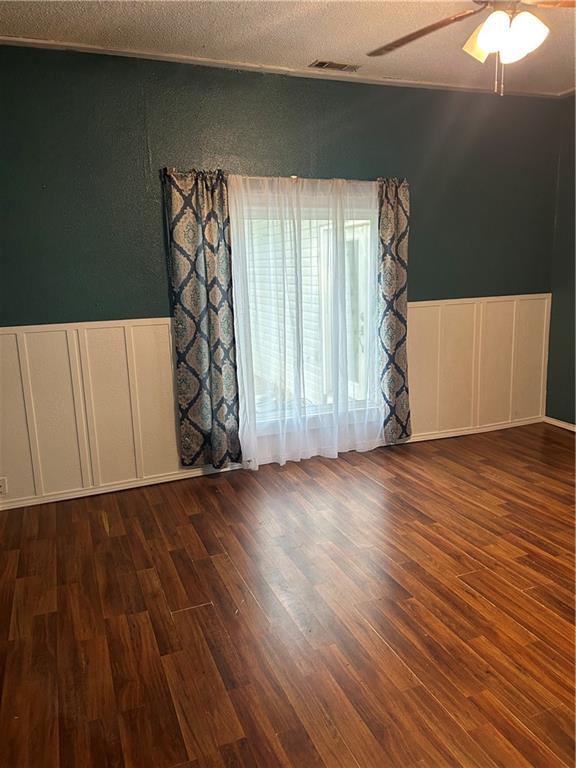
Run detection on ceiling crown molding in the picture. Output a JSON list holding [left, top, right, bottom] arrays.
[[0, 35, 570, 98]]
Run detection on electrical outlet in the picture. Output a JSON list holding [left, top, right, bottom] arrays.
[[0, 477, 7, 496]]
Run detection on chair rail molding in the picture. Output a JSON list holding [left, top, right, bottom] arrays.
[[0, 293, 551, 510]]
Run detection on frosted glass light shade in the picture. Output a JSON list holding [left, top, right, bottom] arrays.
[[477, 10, 511, 53], [499, 11, 550, 64], [462, 22, 491, 63]]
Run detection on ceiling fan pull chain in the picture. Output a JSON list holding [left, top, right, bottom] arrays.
[[493, 52, 505, 96]]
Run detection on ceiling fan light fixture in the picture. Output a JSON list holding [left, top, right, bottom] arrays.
[[499, 11, 550, 63], [476, 10, 511, 53]]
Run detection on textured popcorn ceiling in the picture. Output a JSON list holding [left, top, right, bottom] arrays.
[[0, 0, 574, 96]]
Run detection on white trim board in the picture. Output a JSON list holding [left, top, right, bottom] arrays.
[[0, 464, 240, 511], [407, 416, 545, 444], [542, 416, 576, 432], [0, 37, 570, 99], [0, 293, 553, 336], [0, 293, 552, 511], [0, 418, 558, 510], [0, 417, 567, 511]]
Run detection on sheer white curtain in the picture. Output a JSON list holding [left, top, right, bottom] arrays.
[[229, 175, 385, 469]]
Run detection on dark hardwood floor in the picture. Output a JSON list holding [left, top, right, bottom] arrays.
[[0, 423, 574, 767]]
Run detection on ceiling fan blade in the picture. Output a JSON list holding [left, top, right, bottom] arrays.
[[367, 3, 488, 57]]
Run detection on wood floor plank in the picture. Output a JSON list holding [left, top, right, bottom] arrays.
[[59, 631, 116, 728], [459, 568, 574, 658], [0, 423, 573, 767], [228, 684, 294, 767], [163, 608, 244, 761], [356, 597, 489, 732], [118, 699, 188, 768], [59, 715, 125, 768], [136, 568, 182, 656], [0, 614, 59, 768], [472, 689, 569, 768]]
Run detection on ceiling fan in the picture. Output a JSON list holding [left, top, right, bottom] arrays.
[[367, 1, 575, 67]]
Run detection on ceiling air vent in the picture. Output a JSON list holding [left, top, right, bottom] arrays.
[[308, 60, 360, 73]]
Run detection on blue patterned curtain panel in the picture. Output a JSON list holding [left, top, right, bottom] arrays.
[[163, 169, 241, 468], [377, 178, 411, 443]]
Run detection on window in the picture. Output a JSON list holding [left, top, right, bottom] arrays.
[[229, 175, 385, 467]]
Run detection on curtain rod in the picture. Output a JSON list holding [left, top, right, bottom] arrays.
[[163, 168, 407, 184]]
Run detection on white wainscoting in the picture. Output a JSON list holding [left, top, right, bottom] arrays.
[[0, 293, 551, 510], [407, 294, 550, 442]]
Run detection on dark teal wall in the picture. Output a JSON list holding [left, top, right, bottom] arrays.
[[0, 45, 564, 327], [546, 95, 575, 424]]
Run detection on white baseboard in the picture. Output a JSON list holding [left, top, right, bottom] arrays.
[[542, 416, 576, 432], [1, 418, 554, 511], [0, 464, 241, 511], [407, 417, 544, 444]]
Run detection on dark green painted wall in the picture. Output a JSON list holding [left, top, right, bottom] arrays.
[[1, 45, 565, 327], [546, 96, 575, 424]]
